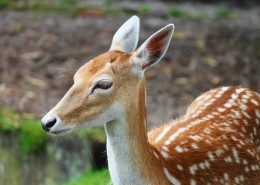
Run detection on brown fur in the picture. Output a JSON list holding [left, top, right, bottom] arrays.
[[123, 78, 171, 184]]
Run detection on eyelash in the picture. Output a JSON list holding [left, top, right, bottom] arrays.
[[90, 81, 113, 94]]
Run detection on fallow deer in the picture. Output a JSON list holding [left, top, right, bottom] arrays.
[[41, 16, 260, 185]]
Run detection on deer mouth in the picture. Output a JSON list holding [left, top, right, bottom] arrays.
[[50, 129, 71, 136]]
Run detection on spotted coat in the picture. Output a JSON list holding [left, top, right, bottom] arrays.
[[149, 86, 260, 185]]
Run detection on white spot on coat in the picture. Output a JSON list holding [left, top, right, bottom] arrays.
[[163, 168, 181, 185]]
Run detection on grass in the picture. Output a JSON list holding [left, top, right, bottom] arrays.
[[216, 7, 233, 18], [168, 7, 186, 17], [138, 5, 150, 14], [0, 0, 117, 17], [168, 7, 202, 20], [62, 168, 110, 185], [168, 6, 235, 21]]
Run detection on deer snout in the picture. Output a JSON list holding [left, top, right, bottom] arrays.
[[41, 113, 60, 132]]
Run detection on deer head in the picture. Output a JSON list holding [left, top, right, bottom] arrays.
[[41, 16, 174, 135]]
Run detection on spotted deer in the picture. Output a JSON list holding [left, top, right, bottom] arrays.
[[41, 16, 260, 185]]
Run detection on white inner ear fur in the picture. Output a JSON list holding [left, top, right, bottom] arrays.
[[109, 15, 140, 52], [130, 55, 145, 77]]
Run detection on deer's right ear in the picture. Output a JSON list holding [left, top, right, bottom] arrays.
[[131, 24, 174, 72], [109, 16, 140, 52]]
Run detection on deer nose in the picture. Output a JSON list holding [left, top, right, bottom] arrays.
[[41, 117, 57, 132]]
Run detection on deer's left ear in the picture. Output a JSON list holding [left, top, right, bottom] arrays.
[[109, 16, 140, 52], [132, 24, 174, 71]]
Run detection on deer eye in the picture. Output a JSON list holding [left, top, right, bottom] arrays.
[[91, 80, 113, 94]]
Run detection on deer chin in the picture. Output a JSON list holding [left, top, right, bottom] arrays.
[[49, 122, 88, 136], [73, 102, 125, 129], [50, 128, 72, 136]]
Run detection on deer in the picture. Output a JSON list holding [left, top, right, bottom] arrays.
[[41, 16, 260, 185]]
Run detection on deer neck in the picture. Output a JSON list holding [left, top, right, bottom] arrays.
[[104, 78, 168, 185]]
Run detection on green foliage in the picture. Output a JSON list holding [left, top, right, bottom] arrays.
[[8, 2, 28, 11], [0, 109, 20, 132], [60, 0, 78, 5], [62, 168, 110, 185], [30, 2, 67, 13], [168, 7, 186, 17], [19, 117, 48, 154], [104, 0, 112, 6], [0, 0, 112, 17], [105, 6, 123, 16], [216, 7, 232, 18], [0, 0, 73, 15], [138, 5, 150, 14], [0, 108, 48, 154], [0, 0, 8, 10], [68, 5, 85, 16], [30, 2, 55, 12], [13, 24, 25, 34], [168, 7, 210, 21], [0, 0, 125, 17], [168, 7, 200, 20]]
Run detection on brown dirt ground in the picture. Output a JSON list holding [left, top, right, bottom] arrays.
[[0, 8, 259, 127]]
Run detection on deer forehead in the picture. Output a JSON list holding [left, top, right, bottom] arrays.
[[74, 51, 133, 83]]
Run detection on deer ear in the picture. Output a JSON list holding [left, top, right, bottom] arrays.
[[109, 16, 140, 52], [132, 24, 174, 70]]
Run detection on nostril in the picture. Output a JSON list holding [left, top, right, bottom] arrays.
[[41, 118, 57, 132], [46, 118, 57, 129]]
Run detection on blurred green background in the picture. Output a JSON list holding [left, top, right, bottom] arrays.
[[0, 0, 259, 184]]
